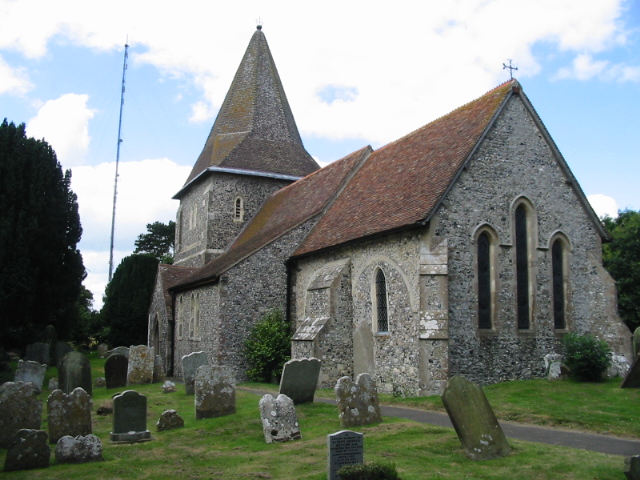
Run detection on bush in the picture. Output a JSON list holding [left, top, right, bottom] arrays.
[[562, 332, 612, 382], [337, 461, 401, 480], [244, 309, 291, 383]]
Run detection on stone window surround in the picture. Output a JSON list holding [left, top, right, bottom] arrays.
[[372, 267, 390, 335], [233, 196, 245, 222], [472, 223, 500, 336]]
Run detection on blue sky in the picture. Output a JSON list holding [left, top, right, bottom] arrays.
[[1, 0, 639, 308]]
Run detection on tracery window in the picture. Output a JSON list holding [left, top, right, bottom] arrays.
[[375, 268, 389, 333]]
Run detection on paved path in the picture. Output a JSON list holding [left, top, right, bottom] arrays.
[[239, 388, 640, 456]]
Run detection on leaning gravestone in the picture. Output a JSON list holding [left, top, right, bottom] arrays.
[[111, 390, 151, 442], [127, 345, 154, 385], [279, 357, 321, 404], [55, 434, 103, 464], [335, 373, 382, 428], [259, 394, 301, 444], [153, 355, 166, 383], [0, 381, 42, 449], [194, 365, 236, 419], [625, 455, 640, 480], [107, 346, 130, 358], [441, 375, 511, 460], [621, 355, 640, 388], [14, 359, 47, 392], [328, 430, 364, 480], [58, 351, 92, 396], [105, 353, 128, 389], [25, 342, 49, 366], [182, 351, 208, 395], [47, 388, 92, 444], [3, 429, 50, 473], [157, 410, 184, 431]]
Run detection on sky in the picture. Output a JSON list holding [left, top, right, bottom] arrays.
[[1, 0, 639, 310]]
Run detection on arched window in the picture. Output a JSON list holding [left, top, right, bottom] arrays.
[[477, 231, 493, 330], [234, 197, 244, 221], [552, 238, 566, 330], [192, 293, 200, 338], [177, 295, 184, 338], [375, 269, 389, 333], [515, 204, 530, 330]]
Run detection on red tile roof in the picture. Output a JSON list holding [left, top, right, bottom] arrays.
[[157, 264, 199, 310], [293, 80, 516, 257]]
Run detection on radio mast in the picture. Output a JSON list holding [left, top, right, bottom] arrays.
[[108, 42, 129, 281]]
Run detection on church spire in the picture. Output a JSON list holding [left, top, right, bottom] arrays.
[[184, 26, 318, 185]]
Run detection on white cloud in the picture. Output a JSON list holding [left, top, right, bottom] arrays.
[[26, 94, 94, 167], [588, 194, 619, 219], [555, 53, 640, 82], [0, 55, 32, 95]]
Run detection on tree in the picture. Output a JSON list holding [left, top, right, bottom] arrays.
[[101, 254, 159, 347], [602, 210, 640, 332], [244, 309, 291, 383], [134, 221, 175, 263], [0, 119, 86, 349]]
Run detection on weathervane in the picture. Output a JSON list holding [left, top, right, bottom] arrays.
[[503, 59, 518, 80], [256, 17, 262, 30]]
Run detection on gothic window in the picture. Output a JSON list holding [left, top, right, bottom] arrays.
[[192, 293, 200, 338], [477, 230, 493, 330], [515, 203, 531, 330], [374, 268, 389, 333], [234, 197, 244, 222], [552, 238, 566, 330], [177, 295, 184, 338]]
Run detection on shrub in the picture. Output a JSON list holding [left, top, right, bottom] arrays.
[[337, 461, 401, 480], [562, 332, 612, 382], [244, 309, 291, 383]]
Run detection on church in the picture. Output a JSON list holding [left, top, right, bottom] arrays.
[[148, 26, 631, 396]]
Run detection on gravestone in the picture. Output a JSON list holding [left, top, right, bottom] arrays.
[[441, 375, 511, 460], [97, 344, 109, 358], [621, 355, 640, 388], [609, 353, 631, 378], [194, 365, 236, 419], [625, 455, 640, 480], [14, 359, 47, 392], [335, 373, 382, 428], [111, 390, 151, 442], [182, 351, 208, 395], [153, 355, 166, 383], [105, 353, 128, 389], [157, 410, 184, 431], [279, 357, 321, 404], [162, 380, 177, 393], [56, 342, 74, 367], [49, 378, 58, 391], [107, 346, 130, 358], [0, 381, 42, 448], [25, 342, 49, 366], [127, 345, 154, 385], [328, 430, 364, 480], [47, 388, 92, 444], [58, 351, 92, 396], [634, 327, 640, 358], [55, 434, 103, 464], [40, 325, 58, 365], [3, 429, 50, 472], [547, 361, 570, 381], [259, 394, 301, 444], [95, 377, 106, 388]]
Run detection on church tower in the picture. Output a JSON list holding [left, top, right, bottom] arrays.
[[173, 26, 319, 267]]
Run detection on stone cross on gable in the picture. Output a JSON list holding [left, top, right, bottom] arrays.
[[503, 59, 518, 80]]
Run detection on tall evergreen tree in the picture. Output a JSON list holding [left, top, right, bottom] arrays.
[[0, 119, 86, 348], [101, 254, 159, 347], [134, 220, 176, 263]]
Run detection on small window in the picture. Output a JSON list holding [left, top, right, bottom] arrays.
[[234, 197, 244, 221], [375, 269, 389, 333], [192, 293, 200, 337], [477, 231, 492, 329], [552, 239, 566, 330], [177, 296, 184, 338]]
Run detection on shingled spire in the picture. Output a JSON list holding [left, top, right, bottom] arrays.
[[184, 26, 319, 186]]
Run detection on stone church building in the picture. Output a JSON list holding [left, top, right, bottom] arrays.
[[148, 26, 631, 396]]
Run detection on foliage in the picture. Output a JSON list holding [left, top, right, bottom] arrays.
[[244, 309, 291, 382], [0, 119, 86, 349], [134, 220, 176, 264], [562, 332, 612, 382], [100, 254, 159, 347], [338, 462, 402, 479], [602, 209, 640, 332]]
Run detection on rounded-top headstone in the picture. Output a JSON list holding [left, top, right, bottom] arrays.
[[58, 351, 92, 396]]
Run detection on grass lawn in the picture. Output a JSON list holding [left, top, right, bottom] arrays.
[[0, 353, 635, 479]]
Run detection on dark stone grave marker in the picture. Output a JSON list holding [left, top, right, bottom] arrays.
[[327, 430, 364, 480], [105, 353, 128, 389], [58, 351, 92, 396], [111, 390, 151, 442], [279, 357, 321, 404]]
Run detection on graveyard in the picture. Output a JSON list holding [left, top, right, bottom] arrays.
[[0, 352, 638, 478]]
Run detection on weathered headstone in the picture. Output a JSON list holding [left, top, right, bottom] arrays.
[[111, 390, 151, 442], [3, 429, 50, 472], [621, 355, 640, 388], [162, 380, 177, 393], [25, 342, 49, 366], [157, 409, 184, 431], [625, 455, 640, 480], [609, 353, 631, 378], [441, 375, 511, 460], [107, 346, 130, 358], [55, 342, 74, 367], [40, 324, 58, 365], [97, 344, 109, 358], [634, 327, 640, 359], [153, 355, 166, 383], [95, 377, 106, 388], [259, 394, 301, 444], [49, 378, 59, 391], [58, 351, 92, 396], [14, 359, 47, 392], [194, 365, 236, 419], [127, 345, 154, 385], [279, 357, 322, 404], [182, 351, 208, 395], [105, 353, 128, 389], [328, 430, 364, 480], [547, 361, 570, 381], [47, 388, 92, 444], [0, 381, 42, 449], [55, 434, 103, 464], [335, 373, 382, 428]]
